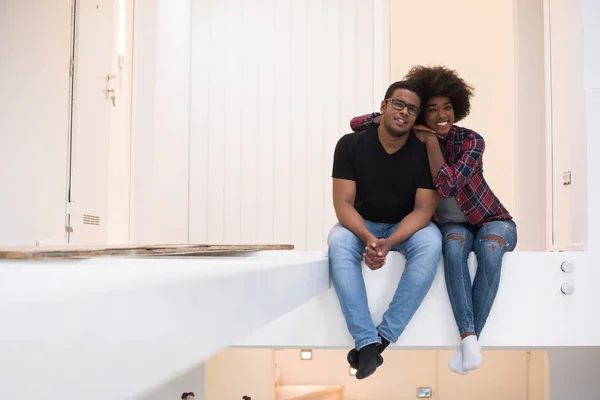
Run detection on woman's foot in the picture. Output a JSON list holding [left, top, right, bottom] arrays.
[[448, 347, 469, 375], [461, 335, 482, 371]]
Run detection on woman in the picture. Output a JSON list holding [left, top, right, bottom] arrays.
[[349, 65, 517, 374]]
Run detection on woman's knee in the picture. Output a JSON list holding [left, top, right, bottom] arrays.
[[477, 221, 518, 251], [442, 234, 472, 261], [474, 237, 508, 266]]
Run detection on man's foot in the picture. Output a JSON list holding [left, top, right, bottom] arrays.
[[347, 348, 360, 369], [355, 343, 383, 379], [448, 347, 469, 375], [461, 335, 482, 371], [347, 336, 390, 369]]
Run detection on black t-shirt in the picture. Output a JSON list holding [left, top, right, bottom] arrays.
[[332, 127, 435, 223]]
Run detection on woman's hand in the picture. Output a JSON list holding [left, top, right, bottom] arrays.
[[413, 124, 444, 144], [413, 124, 436, 134], [414, 130, 439, 146]]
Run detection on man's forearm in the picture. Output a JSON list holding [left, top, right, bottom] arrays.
[[335, 203, 375, 245], [387, 209, 433, 247]]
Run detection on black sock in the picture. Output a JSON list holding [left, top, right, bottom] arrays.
[[378, 336, 390, 352], [356, 343, 383, 379], [347, 335, 390, 370]]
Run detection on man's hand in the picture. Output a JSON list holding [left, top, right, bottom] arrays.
[[363, 238, 393, 270]]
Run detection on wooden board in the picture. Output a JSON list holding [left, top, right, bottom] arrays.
[[0, 244, 295, 260]]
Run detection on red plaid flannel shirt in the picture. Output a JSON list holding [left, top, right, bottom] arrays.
[[350, 113, 512, 226]]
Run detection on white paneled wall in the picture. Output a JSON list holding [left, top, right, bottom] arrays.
[[187, 0, 386, 249], [132, 0, 191, 244]]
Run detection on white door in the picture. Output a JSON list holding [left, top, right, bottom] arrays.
[[67, 0, 115, 245], [547, 0, 587, 251]]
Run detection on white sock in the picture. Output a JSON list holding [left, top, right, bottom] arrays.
[[462, 335, 482, 371], [449, 347, 469, 375]]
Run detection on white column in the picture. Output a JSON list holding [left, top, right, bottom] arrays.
[[583, 0, 600, 250], [549, 1, 600, 398], [548, 348, 600, 400]]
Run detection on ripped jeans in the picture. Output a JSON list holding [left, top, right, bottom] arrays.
[[439, 220, 517, 337]]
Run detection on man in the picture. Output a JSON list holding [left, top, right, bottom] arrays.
[[328, 81, 442, 379]]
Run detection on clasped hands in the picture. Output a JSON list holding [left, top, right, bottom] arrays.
[[363, 237, 393, 270]]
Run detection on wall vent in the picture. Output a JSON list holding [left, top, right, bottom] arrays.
[[83, 214, 100, 226]]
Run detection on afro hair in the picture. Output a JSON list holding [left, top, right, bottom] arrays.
[[404, 65, 474, 123]]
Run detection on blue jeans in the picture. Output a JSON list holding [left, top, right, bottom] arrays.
[[328, 221, 442, 350], [439, 220, 517, 337]]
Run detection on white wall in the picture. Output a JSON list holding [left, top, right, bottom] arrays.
[[206, 348, 275, 400], [130, 0, 191, 244], [106, 0, 135, 244], [131, 0, 588, 252], [0, 0, 72, 246], [580, 3, 600, 398], [583, 0, 600, 251], [142, 363, 205, 400], [548, 0, 588, 250], [529, 351, 549, 400], [132, 0, 386, 249], [390, 0, 517, 227], [273, 349, 546, 400], [277, 349, 437, 400], [0, 0, 133, 247], [515, 0, 547, 251], [188, 0, 386, 250], [548, 348, 600, 400]]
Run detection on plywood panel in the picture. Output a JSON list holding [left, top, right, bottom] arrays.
[[0, 243, 294, 260]]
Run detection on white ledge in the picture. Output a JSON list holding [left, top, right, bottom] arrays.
[[0, 251, 329, 399], [238, 251, 595, 349]]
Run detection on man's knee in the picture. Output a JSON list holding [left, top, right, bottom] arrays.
[[413, 223, 442, 254], [328, 224, 356, 247], [328, 224, 362, 260]]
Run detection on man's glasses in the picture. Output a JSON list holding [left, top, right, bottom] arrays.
[[385, 99, 420, 116]]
